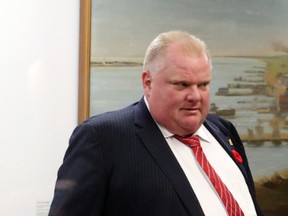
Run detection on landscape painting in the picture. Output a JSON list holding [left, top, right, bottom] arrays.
[[79, 0, 288, 214]]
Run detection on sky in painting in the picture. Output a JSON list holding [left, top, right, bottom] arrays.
[[91, 0, 288, 58]]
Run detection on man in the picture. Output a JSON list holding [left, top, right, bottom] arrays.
[[49, 31, 262, 215]]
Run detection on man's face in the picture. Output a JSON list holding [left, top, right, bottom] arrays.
[[142, 44, 211, 136]]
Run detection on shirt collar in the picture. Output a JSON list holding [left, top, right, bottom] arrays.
[[158, 124, 211, 144], [195, 126, 211, 143]]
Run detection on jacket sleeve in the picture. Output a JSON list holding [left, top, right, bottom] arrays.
[[48, 122, 108, 216]]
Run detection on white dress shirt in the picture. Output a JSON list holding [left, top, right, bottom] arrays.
[[157, 124, 257, 216]]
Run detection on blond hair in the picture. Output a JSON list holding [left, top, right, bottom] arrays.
[[143, 30, 211, 74]]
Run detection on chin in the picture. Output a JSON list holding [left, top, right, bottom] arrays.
[[181, 122, 200, 133]]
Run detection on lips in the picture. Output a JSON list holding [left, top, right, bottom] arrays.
[[181, 107, 199, 111], [181, 107, 199, 114]]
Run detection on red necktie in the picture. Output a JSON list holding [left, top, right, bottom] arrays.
[[174, 135, 244, 216]]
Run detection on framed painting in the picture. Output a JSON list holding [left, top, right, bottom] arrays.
[[78, 0, 288, 213]]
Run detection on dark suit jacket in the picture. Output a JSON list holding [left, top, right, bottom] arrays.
[[49, 98, 263, 216]]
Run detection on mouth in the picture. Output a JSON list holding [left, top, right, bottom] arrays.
[[181, 107, 199, 113]]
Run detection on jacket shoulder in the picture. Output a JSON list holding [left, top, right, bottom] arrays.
[[205, 114, 238, 138]]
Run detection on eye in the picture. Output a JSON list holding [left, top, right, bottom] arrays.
[[172, 81, 190, 88], [198, 82, 210, 90], [179, 82, 190, 87]]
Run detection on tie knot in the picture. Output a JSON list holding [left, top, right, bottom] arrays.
[[174, 135, 200, 148]]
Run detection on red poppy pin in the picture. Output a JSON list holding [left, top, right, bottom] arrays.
[[231, 150, 243, 164]]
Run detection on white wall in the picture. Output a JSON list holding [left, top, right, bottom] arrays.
[[0, 1, 80, 215]]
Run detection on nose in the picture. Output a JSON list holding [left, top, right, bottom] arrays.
[[186, 86, 201, 102]]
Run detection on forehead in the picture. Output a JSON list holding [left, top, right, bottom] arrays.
[[165, 52, 211, 73]]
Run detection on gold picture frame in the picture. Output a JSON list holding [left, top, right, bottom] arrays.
[[78, 0, 91, 123]]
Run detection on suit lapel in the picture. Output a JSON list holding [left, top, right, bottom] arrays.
[[203, 118, 249, 181], [134, 99, 205, 216]]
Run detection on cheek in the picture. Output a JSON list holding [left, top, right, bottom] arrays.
[[202, 93, 210, 111], [203, 93, 209, 102], [205, 92, 210, 102], [144, 86, 151, 97]]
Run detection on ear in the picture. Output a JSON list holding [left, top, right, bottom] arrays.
[[142, 70, 152, 96]]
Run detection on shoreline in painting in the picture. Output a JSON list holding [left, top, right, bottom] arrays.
[[239, 55, 288, 143], [91, 61, 143, 67]]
